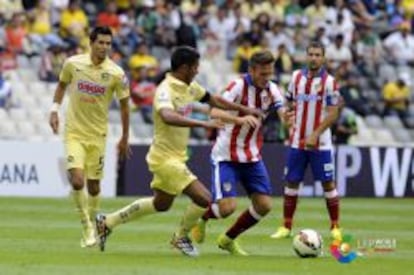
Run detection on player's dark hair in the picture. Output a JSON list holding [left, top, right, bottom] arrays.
[[306, 41, 325, 56], [249, 50, 275, 67], [171, 46, 200, 71], [89, 26, 113, 42]]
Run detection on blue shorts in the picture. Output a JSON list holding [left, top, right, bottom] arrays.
[[211, 160, 272, 201], [284, 148, 334, 183]]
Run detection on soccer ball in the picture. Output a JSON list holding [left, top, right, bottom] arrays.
[[292, 229, 323, 258]]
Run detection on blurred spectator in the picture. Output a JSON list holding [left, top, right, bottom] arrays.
[[260, 0, 286, 22], [266, 21, 294, 54], [355, 25, 382, 77], [27, 0, 65, 53], [333, 107, 358, 144], [291, 28, 307, 67], [382, 72, 411, 126], [0, 61, 11, 109], [312, 25, 330, 47], [128, 43, 159, 78], [176, 14, 198, 48], [244, 20, 264, 47], [256, 12, 271, 32], [326, 0, 354, 32], [325, 33, 352, 70], [206, 8, 228, 41], [96, 1, 120, 34], [59, 0, 89, 49], [50, 0, 69, 26], [154, 1, 180, 47], [284, 0, 307, 28], [240, 0, 262, 20], [0, 0, 23, 21], [1, 13, 34, 56], [327, 11, 355, 46], [113, 10, 142, 57], [304, 0, 327, 34], [130, 66, 156, 124], [383, 21, 414, 66], [136, 0, 158, 45], [180, 0, 201, 17], [401, 0, 414, 19], [233, 36, 260, 73], [340, 72, 375, 116], [274, 44, 293, 82], [39, 45, 67, 82]]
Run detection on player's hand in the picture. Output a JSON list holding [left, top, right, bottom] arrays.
[[237, 115, 261, 128], [283, 110, 295, 128], [305, 134, 318, 149], [117, 137, 132, 160], [203, 119, 225, 129], [49, 112, 59, 134], [244, 107, 265, 119]]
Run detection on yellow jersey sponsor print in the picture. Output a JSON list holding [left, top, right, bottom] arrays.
[[146, 73, 206, 166], [59, 54, 129, 141]]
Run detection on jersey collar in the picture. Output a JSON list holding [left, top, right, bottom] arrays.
[[167, 73, 190, 88], [244, 73, 269, 90], [301, 67, 327, 78]]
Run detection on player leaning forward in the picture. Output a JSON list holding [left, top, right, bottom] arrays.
[[95, 46, 263, 257], [49, 26, 131, 248]]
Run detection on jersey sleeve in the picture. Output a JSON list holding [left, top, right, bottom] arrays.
[[114, 72, 130, 100], [270, 84, 284, 110], [190, 81, 207, 101], [326, 78, 340, 106], [154, 87, 174, 111], [59, 59, 73, 84], [221, 79, 242, 102], [286, 71, 298, 102]]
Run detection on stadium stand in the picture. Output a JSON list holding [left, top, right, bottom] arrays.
[[0, 0, 413, 145]]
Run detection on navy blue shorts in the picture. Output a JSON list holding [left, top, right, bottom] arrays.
[[211, 160, 272, 201], [284, 148, 334, 183]]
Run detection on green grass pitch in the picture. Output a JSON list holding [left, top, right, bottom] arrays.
[[0, 197, 413, 275]]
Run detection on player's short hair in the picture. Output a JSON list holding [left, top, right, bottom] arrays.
[[171, 46, 200, 71], [249, 50, 275, 67], [306, 41, 325, 56], [89, 26, 113, 42]]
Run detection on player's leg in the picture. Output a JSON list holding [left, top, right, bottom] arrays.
[[218, 161, 271, 255], [271, 148, 307, 239], [310, 150, 341, 240], [85, 143, 105, 227], [192, 161, 238, 243], [65, 139, 93, 247]]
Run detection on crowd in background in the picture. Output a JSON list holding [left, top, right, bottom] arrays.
[[1, 0, 414, 144]]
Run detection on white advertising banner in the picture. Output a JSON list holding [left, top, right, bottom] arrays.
[[0, 140, 117, 197]]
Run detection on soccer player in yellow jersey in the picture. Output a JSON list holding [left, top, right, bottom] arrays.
[[49, 26, 130, 248], [96, 46, 262, 256]]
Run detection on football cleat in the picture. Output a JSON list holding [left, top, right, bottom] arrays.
[[171, 234, 199, 257], [217, 234, 249, 256], [95, 214, 112, 252]]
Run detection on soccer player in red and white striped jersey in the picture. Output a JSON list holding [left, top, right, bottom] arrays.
[[270, 41, 343, 240], [192, 50, 287, 255]]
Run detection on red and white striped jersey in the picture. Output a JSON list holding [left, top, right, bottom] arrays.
[[211, 74, 284, 163], [286, 68, 340, 150]]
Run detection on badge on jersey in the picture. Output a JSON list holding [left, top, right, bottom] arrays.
[[101, 72, 110, 81], [158, 90, 171, 103]]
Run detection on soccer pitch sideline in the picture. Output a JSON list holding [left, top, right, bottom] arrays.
[[0, 197, 412, 275]]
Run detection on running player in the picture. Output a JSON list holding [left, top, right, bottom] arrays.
[[95, 46, 263, 257], [49, 26, 131, 248]]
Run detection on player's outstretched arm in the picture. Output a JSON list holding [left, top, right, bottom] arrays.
[[118, 97, 131, 160], [210, 108, 260, 128], [49, 81, 67, 134], [208, 94, 264, 118], [159, 108, 223, 129]]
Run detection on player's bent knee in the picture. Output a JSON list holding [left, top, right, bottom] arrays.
[[153, 201, 172, 212], [218, 199, 236, 218], [322, 181, 336, 191]]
